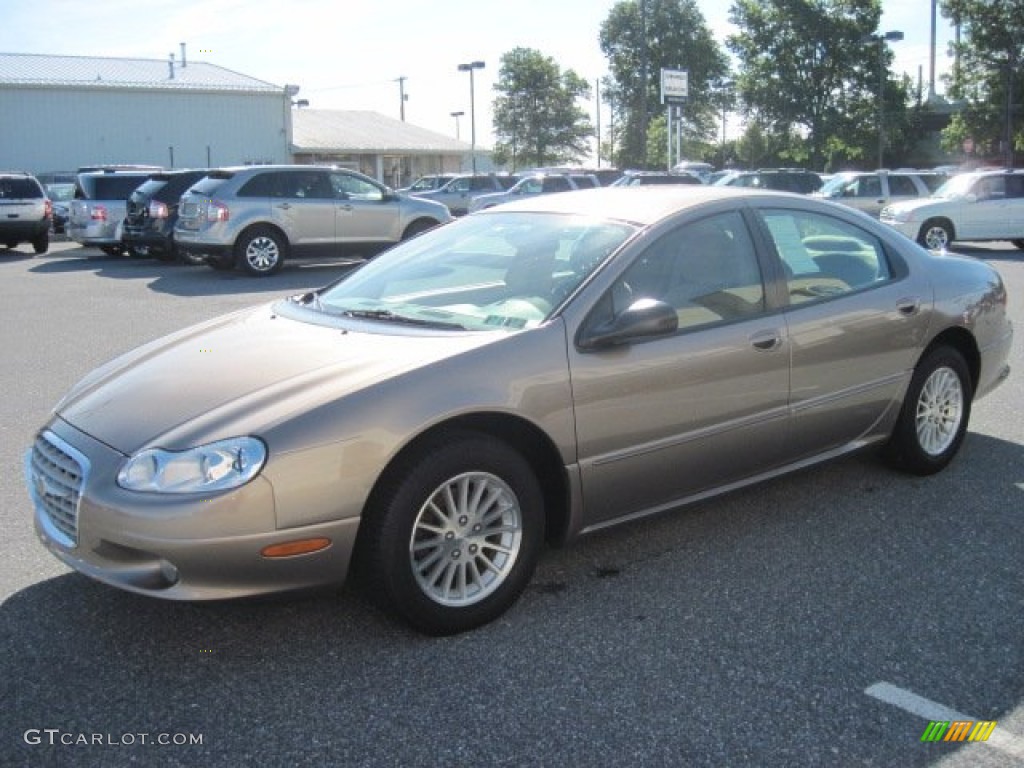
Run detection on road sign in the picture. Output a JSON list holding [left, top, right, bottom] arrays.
[[661, 69, 688, 104]]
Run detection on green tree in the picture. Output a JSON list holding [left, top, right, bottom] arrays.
[[727, 0, 906, 169], [599, 0, 729, 168], [941, 0, 1024, 165], [491, 48, 594, 170]]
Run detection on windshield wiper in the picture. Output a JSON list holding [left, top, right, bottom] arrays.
[[340, 308, 465, 330]]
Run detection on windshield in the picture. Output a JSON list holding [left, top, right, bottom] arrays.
[[817, 174, 856, 196], [408, 175, 450, 192], [317, 212, 636, 331], [930, 174, 976, 199]]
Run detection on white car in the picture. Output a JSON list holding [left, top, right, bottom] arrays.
[[880, 169, 1024, 251]]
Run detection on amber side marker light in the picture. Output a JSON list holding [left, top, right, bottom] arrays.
[[261, 538, 332, 558]]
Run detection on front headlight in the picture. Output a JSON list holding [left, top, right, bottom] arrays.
[[885, 208, 914, 223], [117, 437, 267, 494]]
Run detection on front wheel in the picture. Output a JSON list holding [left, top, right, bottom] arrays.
[[1011, 239, 1024, 250], [358, 432, 545, 635], [917, 219, 953, 251], [883, 346, 972, 475], [235, 226, 286, 276], [401, 218, 438, 241]]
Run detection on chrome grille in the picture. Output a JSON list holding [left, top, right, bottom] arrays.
[[28, 431, 88, 548]]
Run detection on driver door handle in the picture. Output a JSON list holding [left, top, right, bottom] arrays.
[[749, 330, 783, 351]]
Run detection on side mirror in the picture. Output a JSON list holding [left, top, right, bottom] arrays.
[[577, 298, 678, 351]]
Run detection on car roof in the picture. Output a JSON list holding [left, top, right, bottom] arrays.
[[479, 185, 798, 225]]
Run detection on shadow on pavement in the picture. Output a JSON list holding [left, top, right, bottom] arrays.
[[27, 247, 366, 297]]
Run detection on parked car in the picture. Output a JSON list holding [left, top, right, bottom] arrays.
[[174, 165, 452, 276], [398, 174, 458, 194], [0, 171, 51, 253], [813, 169, 947, 217], [68, 170, 157, 255], [714, 168, 823, 194], [44, 182, 76, 234], [671, 161, 715, 183], [611, 171, 702, 186], [27, 186, 1012, 635], [467, 173, 596, 212], [880, 168, 1024, 250], [122, 170, 212, 261], [412, 173, 518, 216]]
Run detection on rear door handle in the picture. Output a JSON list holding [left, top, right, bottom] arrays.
[[276, 203, 291, 210], [896, 297, 921, 316], [749, 330, 783, 351]]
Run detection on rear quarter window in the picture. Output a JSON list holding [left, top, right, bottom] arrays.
[[237, 173, 276, 197]]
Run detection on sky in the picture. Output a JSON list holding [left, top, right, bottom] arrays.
[[1, 0, 958, 150]]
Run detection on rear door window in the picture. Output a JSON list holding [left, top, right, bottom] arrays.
[[888, 175, 919, 196]]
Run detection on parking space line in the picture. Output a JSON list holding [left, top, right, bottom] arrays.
[[865, 681, 1024, 759]]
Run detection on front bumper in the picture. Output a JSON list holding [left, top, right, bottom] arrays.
[[26, 419, 361, 600]]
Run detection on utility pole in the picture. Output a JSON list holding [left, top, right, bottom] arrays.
[[396, 76, 408, 121]]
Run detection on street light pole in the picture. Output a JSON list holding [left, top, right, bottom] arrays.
[[450, 110, 464, 140], [867, 30, 903, 169], [457, 61, 485, 173]]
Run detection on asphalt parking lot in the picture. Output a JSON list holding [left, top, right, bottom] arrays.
[[2, 241, 1022, 767]]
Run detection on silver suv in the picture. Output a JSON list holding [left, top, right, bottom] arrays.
[[813, 169, 947, 217], [69, 170, 157, 255], [174, 166, 452, 276], [0, 171, 51, 254]]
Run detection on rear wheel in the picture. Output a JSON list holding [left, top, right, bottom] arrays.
[[100, 245, 125, 257], [235, 226, 286, 276], [358, 432, 544, 635], [883, 346, 972, 475], [32, 231, 49, 254], [916, 219, 953, 251]]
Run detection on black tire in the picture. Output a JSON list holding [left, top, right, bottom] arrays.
[[32, 231, 49, 255], [100, 245, 125, 257], [235, 225, 286, 276], [1011, 239, 1024, 250], [916, 219, 953, 251], [883, 346, 972, 475], [401, 218, 438, 241], [358, 431, 545, 635]]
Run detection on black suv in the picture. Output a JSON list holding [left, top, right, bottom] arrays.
[[122, 169, 211, 261], [0, 172, 51, 254], [715, 168, 823, 194]]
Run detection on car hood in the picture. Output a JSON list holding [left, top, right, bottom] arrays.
[[56, 302, 499, 454], [885, 196, 951, 214]]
